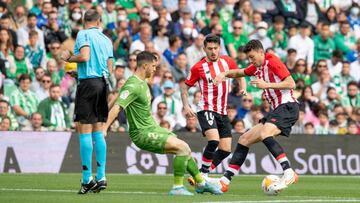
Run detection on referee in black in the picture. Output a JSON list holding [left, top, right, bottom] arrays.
[[61, 9, 113, 194]]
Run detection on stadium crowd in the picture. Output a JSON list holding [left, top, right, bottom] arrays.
[[0, 0, 359, 135]]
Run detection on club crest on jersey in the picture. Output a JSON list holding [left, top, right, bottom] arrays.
[[120, 90, 129, 100]]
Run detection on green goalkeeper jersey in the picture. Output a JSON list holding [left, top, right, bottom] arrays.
[[116, 75, 157, 136]]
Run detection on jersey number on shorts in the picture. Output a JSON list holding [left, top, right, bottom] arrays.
[[205, 111, 214, 126], [148, 132, 159, 140]]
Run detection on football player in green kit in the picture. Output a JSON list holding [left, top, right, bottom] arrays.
[[103, 51, 223, 196]]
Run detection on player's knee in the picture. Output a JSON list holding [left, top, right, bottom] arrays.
[[239, 133, 252, 147], [176, 141, 191, 156]]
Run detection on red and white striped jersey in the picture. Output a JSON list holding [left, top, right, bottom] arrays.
[[244, 53, 297, 110], [185, 55, 237, 115]]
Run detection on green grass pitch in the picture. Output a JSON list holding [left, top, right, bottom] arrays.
[[0, 174, 359, 203]]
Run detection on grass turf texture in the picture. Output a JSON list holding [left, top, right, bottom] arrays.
[[0, 174, 359, 203]]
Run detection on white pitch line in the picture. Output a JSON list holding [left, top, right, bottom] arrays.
[[201, 200, 360, 203], [0, 188, 163, 195]]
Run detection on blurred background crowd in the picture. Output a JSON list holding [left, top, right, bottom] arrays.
[[0, 0, 359, 135]]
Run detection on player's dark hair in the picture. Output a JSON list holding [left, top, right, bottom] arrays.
[[204, 34, 220, 47], [136, 51, 156, 67], [244, 39, 264, 53], [84, 9, 100, 22]]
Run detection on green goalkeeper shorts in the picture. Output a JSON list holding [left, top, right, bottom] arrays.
[[130, 126, 176, 154]]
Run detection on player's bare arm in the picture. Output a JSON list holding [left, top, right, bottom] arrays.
[[250, 75, 295, 90], [180, 82, 196, 118], [213, 69, 246, 86], [103, 104, 122, 136], [61, 46, 90, 63]]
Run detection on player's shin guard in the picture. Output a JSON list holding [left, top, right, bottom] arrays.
[[223, 143, 249, 183], [173, 155, 189, 186], [79, 133, 93, 184], [200, 140, 219, 173], [262, 137, 290, 171], [92, 131, 107, 181], [210, 149, 231, 171], [187, 157, 204, 184]]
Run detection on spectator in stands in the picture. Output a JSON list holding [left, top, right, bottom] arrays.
[[347, 5, 360, 37], [313, 22, 336, 63], [46, 59, 61, 85], [179, 19, 197, 48], [291, 107, 305, 134], [312, 68, 334, 100], [200, 13, 220, 36], [341, 81, 360, 117], [236, 46, 249, 69], [301, 0, 324, 28], [129, 21, 153, 53], [177, 115, 200, 133], [235, 94, 253, 120], [333, 61, 355, 96], [152, 79, 185, 128], [46, 40, 62, 63], [195, 0, 215, 30], [232, 119, 246, 134], [30, 67, 45, 92], [325, 6, 338, 33], [0, 116, 10, 131], [336, 112, 348, 134], [171, 0, 187, 23], [22, 112, 48, 131], [35, 73, 52, 101], [163, 35, 182, 67], [17, 13, 46, 48], [159, 120, 171, 130], [0, 14, 18, 48], [124, 53, 137, 79], [328, 120, 339, 134], [13, 5, 27, 29], [25, 30, 47, 69], [350, 50, 360, 83], [7, 45, 33, 80], [304, 122, 315, 134], [101, 0, 117, 30], [250, 0, 278, 23], [334, 21, 356, 55], [154, 101, 176, 130], [226, 104, 237, 125], [250, 21, 272, 50], [327, 50, 343, 77], [315, 110, 329, 134], [37, 84, 70, 131], [10, 74, 39, 128], [224, 19, 248, 59], [237, 0, 253, 24], [292, 59, 312, 86], [171, 53, 188, 83], [346, 120, 359, 135], [36, 1, 53, 30], [298, 86, 320, 125], [185, 33, 205, 67], [153, 25, 169, 54], [267, 16, 287, 57], [323, 87, 341, 112], [210, 23, 228, 55], [0, 28, 15, 72], [288, 22, 314, 72], [139, 6, 151, 22], [228, 79, 244, 109], [243, 105, 263, 129], [0, 99, 18, 130]]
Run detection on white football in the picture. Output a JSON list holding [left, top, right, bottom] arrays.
[[261, 175, 280, 196]]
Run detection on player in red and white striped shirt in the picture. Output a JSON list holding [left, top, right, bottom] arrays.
[[180, 34, 246, 181], [213, 40, 299, 193]]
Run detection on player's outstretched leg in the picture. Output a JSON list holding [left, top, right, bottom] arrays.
[[166, 137, 194, 196], [78, 133, 97, 194], [186, 157, 223, 195], [91, 131, 107, 193], [209, 138, 231, 171], [217, 124, 263, 192], [262, 135, 298, 191]]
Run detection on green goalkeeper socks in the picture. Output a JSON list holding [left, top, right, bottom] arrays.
[[187, 157, 204, 184], [173, 155, 189, 186]]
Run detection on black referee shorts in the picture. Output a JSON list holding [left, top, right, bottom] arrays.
[[259, 102, 299, 137], [74, 78, 108, 124]]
